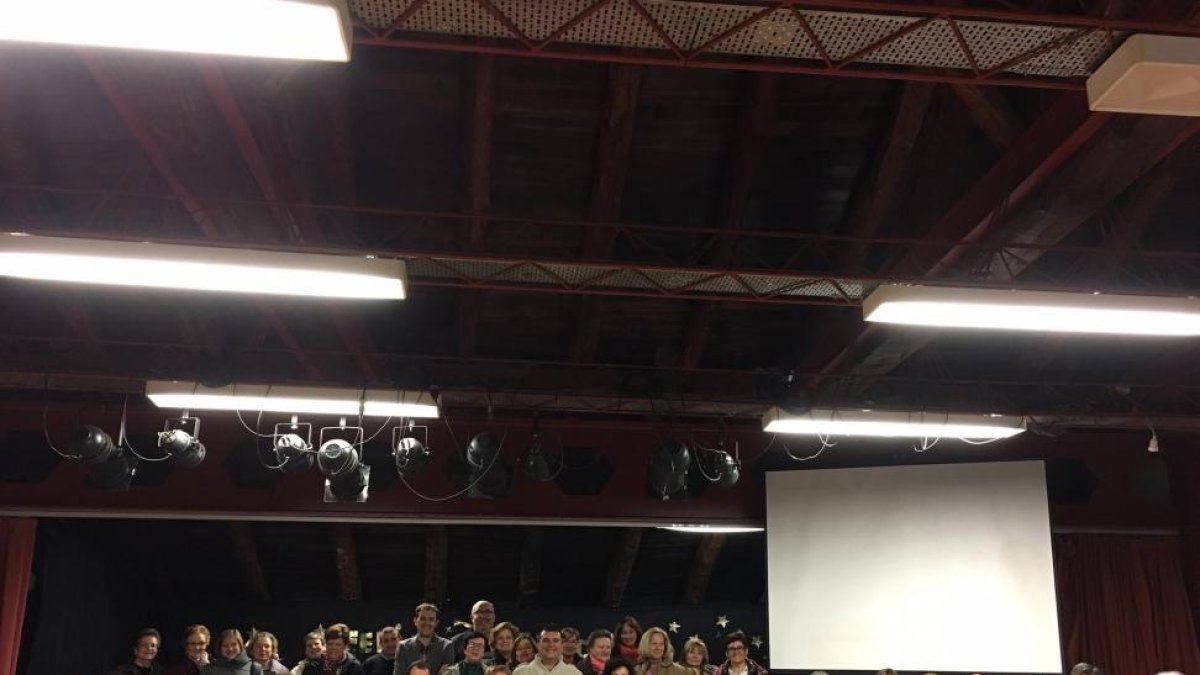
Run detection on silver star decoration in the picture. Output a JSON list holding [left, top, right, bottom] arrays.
[[716, 616, 730, 629], [688, 634, 701, 642], [668, 621, 681, 633], [751, 636, 763, 649]]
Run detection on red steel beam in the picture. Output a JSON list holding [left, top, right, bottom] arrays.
[[80, 53, 323, 380], [198, 60, 379, 382]]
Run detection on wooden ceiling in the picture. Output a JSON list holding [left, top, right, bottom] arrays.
[[2, 0, 1200, 429]]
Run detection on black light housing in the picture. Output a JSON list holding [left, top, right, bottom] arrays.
[[648, 439, 691, 499], [318, 438, 369, 502], [465, 432, 510, 498], [274, 433, 314, 473], [393, 436, 430, 478], [705, 448, 740, 487], [158, 428, 206, 469], [70, 424, 136, 490]]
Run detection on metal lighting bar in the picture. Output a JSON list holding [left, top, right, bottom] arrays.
[[0, 0, 351, 61], [863, 284, 1200, 336], [762, 406, 1025, 439], [145, 381, 439, 418], [0, 233, 405, 299]]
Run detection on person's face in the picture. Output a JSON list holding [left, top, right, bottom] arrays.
[[538, 631, 562, 661], [465, 638, 487, 663], [305, 637, 325, 659], [685, 647, 704, 667], [493, 629, 514, 654], [134, 636, 159, 665], [562, 633, 579, 657], [415, 609, 439, 638], [471, 602, 496, 632], [220, 637, 241, 660], [252, 638, 273, 663], [185, 633, 209, 662], [648, 633, 666, 660], [515, 640, 535, 664], [725, 641, 746, 667], [326, 638, 347, 662], [588, 637, 612, 661], [620, 625, 637, 647], [379, 631, 401, 658]]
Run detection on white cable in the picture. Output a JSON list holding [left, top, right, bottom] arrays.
[[397, 429, 508, 502], [41, 405, 81, 460]]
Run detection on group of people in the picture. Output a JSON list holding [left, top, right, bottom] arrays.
[[107, 600, 767, 675]]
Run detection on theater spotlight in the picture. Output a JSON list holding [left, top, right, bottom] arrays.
[[318, 436, 369, 502], [272, 419, 314, 473], [70, 424, 136, 490], [466, 431, 510, 498], [647, 439, 691, 500], [393, 436, 430, 479], [704, 447, 740, 487], [157, 417, 206, 469], [519, 418, 559, 482]]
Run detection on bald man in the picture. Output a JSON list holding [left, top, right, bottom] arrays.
[[450, 600, 497, 661]]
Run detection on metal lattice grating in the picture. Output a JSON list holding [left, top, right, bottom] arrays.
[[353, 0, 1124, 77]]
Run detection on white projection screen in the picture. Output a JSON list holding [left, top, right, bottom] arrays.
[[766, 461, 1061, 674]]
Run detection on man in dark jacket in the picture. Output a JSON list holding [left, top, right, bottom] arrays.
[[109, 628, 167, 675], [302, 626, 364, 675], [393, 603, 455, 675], [364, 627, 401, 675]]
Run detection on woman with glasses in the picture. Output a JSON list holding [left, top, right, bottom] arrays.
[[712, 633, 765, 675], [168, 626, 212, 675], [447, 632, 489, 675], [634, 628, 684, 675]]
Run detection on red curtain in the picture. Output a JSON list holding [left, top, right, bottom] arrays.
[[1056, 533, 1200, 675], [0, 518, 36, 675]]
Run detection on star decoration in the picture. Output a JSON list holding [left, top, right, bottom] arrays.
[[688, 634, 701, 642], [716, 616, 730, 629], [751, 636, 763, 649], [668, 621, 681, 633]]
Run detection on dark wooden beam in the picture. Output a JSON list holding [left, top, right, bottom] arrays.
[[680, 73, 777, 369], [603, 527, 643, 609], [425, 525, 448, 604], [457, 55, 495, 359], [950, 84, 1020, 150], [571, 64, 644, 363], [229, 522, 271, 602], [681, 533, 727, 605], [333, 523, 362, 601], [517, 526, 542, 608], [79, 53, 324, 380], [199, 61, 379, 382], [837, 82, 934, 273]]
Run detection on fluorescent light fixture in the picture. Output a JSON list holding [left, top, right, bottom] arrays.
[[1088, 34, 1200, 117], [863, 284, 1200, 336], [0, 0, 351, 62], [0, 234, 405, 300], [660, 524, 764, 534], [763, 407, 1025, 440], [146, 381, 439, 418]]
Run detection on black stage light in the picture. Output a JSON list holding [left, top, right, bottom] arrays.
[[158, 428, 206, 469], [70, 425, 136, 490], [319, 438, 369, 502], [274, 433, 314, 473], [648, 439, 690, 499], [393, 436, 430, 479]]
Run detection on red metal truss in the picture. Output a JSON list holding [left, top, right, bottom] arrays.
[[351, 0, 1200, 89]]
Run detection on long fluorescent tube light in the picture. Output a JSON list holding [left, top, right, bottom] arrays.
[[763, 407, 1025, 440], [0, 0, 351, 62], [0, 234, 405, 300], [660, 525, 765, 534], [146, 381, 439, 418], [863, 284, 1200, 336]]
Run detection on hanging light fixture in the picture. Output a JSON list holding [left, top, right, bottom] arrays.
[[157, 416, 206, 469], [317, 438, 369, 502], [146, 381, 438, 418], [272, 419, 315, 473], [69, 424, 136, 490], [647, 440, 691, 500], [0, 0, 352, 62], [519, 416, 559, 482], [393, 436, 430, 479], [762, 407, 1025, 440], [1, 234, 404, 299]]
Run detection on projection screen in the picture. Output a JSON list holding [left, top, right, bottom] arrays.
[[766, 461, 1061, 673]]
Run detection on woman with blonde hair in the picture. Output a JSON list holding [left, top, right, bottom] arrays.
[[248, 631, 289, 674], [168, 625, 211, 675], [490, 622, 520, 667], [202, 629, 263, 675], [634, 628, 684, 675], [679, 638, 714, 675]]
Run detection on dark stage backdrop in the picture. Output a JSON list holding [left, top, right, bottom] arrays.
[[18, 520, 768, 675]]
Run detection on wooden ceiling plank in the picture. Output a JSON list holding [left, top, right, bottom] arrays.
[[229, 521, 272, 602], [603, 527, 643, 608], [333, 522, 363, 601], [681, 532, 727, 605], [457, 55, 495, 359]]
